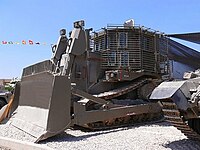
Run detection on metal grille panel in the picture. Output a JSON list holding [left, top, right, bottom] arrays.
[[92, 25, 168, 74]]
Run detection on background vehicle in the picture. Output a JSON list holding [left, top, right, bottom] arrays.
[[150, 31, 200, 141], [0, 85, 12, 109], [150, 69, 200, 140]]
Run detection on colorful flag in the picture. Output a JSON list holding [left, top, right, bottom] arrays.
[[15, 42, 20, 44], [1, 40, 48, 46], [22, 40, 26, 45], [8, 41, 13, 44], [29, 40, 33, 45], [2, 41, 7, 44]]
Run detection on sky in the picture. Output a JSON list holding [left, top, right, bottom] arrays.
[[0, 0, 200, 78]]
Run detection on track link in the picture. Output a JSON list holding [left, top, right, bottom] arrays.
[[82, 78, 162, 130], [96, 78, 148, 100], [83, 112, 163, 130], [162, 99, 200, 141]]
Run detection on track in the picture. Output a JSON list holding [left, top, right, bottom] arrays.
[[161, 98, 200, 141], [83, 112, 163, 130], [96, 78, 149, 100], [82, 78, 163, 130]]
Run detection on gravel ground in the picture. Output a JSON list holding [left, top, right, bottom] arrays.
[[0, 120, 200, 150], [0, 147, 11, 150]]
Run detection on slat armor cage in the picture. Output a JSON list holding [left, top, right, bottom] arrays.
[[91, 24, 168, 76]]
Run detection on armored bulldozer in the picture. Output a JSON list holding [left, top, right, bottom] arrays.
[[0, 85, 12, 109], [9, 20, 169, 142], [150, 69, 200, 140]]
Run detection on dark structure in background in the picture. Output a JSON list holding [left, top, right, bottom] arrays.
[[167, 32, 200, 79], [168, 32, 200, 44]]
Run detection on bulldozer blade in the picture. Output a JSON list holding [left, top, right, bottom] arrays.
[[10, 72, 71, 143]]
